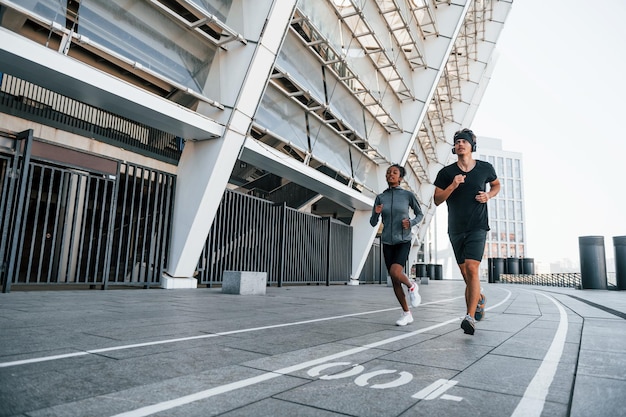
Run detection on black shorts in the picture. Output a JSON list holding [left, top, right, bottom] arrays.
[[449, 230, 487, 264], [382, 241, 411, 271]]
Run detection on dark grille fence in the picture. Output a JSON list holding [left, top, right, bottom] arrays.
[[197, 189, 353, 286], [358, 239, 385, 284], [0, 130, 176, 291]]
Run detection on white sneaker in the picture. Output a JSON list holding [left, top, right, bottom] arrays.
[[408, 283, 421, 308], [395, 311, 414, 326]]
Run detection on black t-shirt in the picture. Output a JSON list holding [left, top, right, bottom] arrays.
[[434, 160, 497, 234]]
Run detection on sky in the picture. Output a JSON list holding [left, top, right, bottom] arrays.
[[470, 0, 626, 266]]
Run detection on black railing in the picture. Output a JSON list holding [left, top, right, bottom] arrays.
[[0, 73, 182, 163], [0, 131, 176, 291]]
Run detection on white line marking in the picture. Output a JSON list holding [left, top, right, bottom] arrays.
[[354, 370, 413, 389], [307, 362, 353, 378], [111, 289, 513, 417], [319, 364, 365, 380], [511, 291, 568, 417], [0, 297, 464, 369], [412, 378, 459, 400], [440, 394, 463, 402]]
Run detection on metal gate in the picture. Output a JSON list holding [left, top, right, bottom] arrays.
[[0, 130, 176, 291]]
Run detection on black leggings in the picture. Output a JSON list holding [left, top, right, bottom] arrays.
[[382, 241, 411, 271]]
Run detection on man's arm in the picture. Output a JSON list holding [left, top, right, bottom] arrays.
[[434, 174, 465, 206], [487, 178, 501, 199]]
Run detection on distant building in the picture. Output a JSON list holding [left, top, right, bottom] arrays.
[[431, 137, 527, 280]]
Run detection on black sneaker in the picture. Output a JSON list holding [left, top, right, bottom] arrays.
[[475, 293, 486, 321], [461, 315, 475, 335]]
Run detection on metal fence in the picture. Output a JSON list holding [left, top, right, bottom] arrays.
[[358, 239, 386, 284], [196, 189, 353, 286], [0, 130, 176, 291], [499, 273, 582, 288]]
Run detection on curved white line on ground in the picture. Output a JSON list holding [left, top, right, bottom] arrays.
[[0, 296, 464, 368], [511, 291, 568, 417], [111, 289, 513, 417]]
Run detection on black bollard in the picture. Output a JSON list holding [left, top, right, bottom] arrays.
[[493, 257, 505, 282], [614, 236, 626, 290], [506, 257, 519, 275], [522, 258, 535, 275], [578, 236, 608, 290]]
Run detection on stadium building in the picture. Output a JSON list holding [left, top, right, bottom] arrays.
[[0, 0, 513, 291]]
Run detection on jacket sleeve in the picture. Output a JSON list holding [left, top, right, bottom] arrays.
[[409, 193, 423, 227], [369, 195, 381, 227]]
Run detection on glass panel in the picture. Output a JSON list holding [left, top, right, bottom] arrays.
[[499, 200, 506, 220], [351, 152, 377, 189], [490, 222, 498, 240], [277, 35, 326, 103], [514, 180, 521, 199], [78, 0, 216, 94], [14, 0, 67, 24], [488, 198, 496, 218], [499, 221, 506, 241], [508, 200, 515, 220], [507, 179, 513, 199], [506, 158, 513, 177], [515, 201, 522, 221], [497, 157, 504, 177], [256, 87, 309, 152], [308, 117, 353, 177], [187, 0, 231, 21], [517, 222, 524, 242], [324, 76, 369, 139], [508, 221, 515, 241]]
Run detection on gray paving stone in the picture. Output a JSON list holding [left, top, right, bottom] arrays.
[[579, 318, 626, 353], [399, 386, 522, 417], [0, 282, 625, 417], [218, 398, 347, 417], [570, 375, 626, 417], [577, 348, 626, 380], [454, 354, 543, 397]]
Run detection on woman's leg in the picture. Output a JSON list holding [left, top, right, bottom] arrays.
[[390, 263, 411, 311]]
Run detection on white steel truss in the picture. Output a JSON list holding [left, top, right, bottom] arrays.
[[290, 8, 402, 133], [411, 0, 497, 182], [330, 0, 414, 101], [269, 66, 391, 168]]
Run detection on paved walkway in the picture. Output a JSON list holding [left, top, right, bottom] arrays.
[[1, 281, 625, 417]]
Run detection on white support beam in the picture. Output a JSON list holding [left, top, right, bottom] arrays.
[[164, 0, 298, 284]]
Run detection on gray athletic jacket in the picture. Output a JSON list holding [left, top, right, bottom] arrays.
[[369, 186, 423, 245]]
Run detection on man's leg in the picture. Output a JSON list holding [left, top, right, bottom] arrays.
[[462, 259, 481, 318]]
